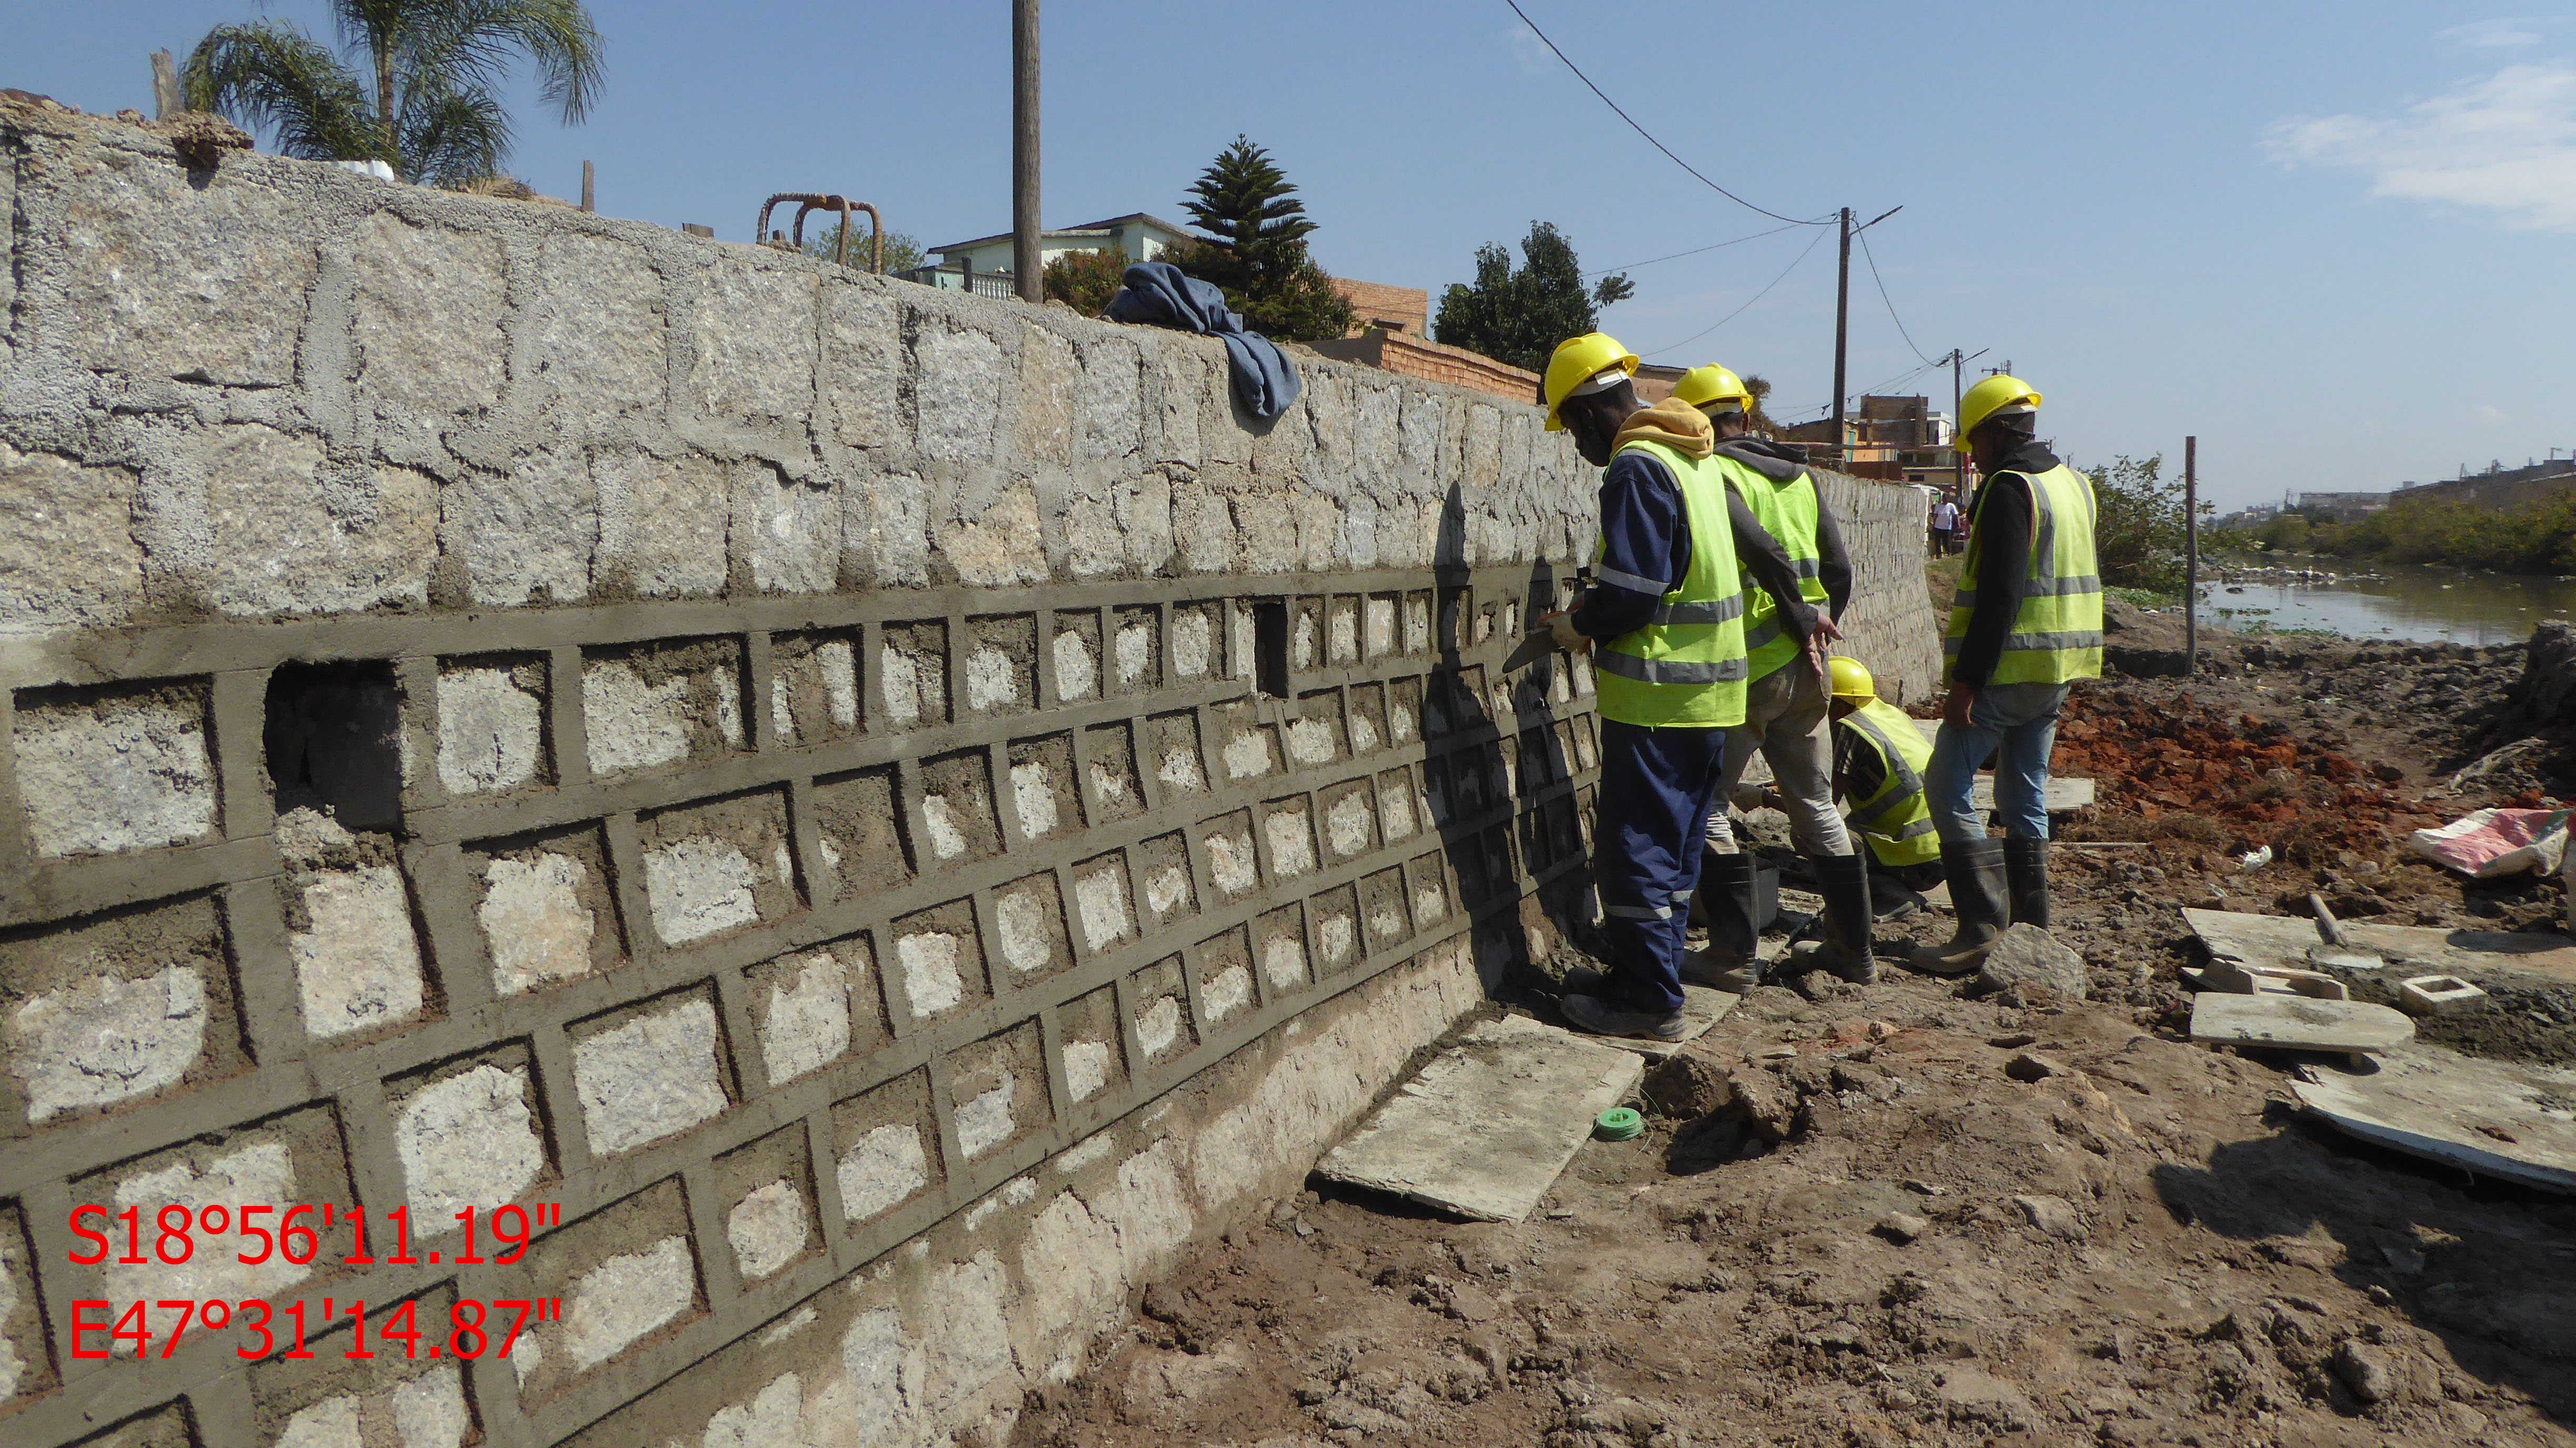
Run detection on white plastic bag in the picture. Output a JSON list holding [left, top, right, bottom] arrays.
[[2408, 807, 2573, 878]]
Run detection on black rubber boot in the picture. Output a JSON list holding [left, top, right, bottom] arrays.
[[1909, 838, 2008, 977], [2004, 838, 2050, 929], [1795, 852, 1877, 984], [1682, 851, 1763, 992]]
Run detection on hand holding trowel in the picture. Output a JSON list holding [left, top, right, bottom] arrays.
[[1507, 569, 1593, 672]]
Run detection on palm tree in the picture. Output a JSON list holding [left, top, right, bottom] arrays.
[[184, 0, 604, 187]]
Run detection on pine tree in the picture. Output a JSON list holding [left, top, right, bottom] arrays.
[[1168, 136, 1354, 341], [1433, 223, 1631, 374]]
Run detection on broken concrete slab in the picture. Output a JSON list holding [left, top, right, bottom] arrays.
[[2189, 992, 2415, 1054], [2291, 1047, 2576, 1194], [2182, 907, 2576, 989], [1316, 1013, 1644, 1223]]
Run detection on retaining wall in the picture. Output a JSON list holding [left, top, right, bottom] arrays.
[[0, 100, 1931, 1448]]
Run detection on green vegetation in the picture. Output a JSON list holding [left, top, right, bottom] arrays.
[[2104, 586, 2179, 607], [800, 225, 925, 275], [185, 0, 603, 186], [1042, 247, 1130, 314], [1433, 222, 1633, 374], [2325, 488, 2576, 574], [2085, 453, 2209, 593], [1165, 136, 1353, 342]]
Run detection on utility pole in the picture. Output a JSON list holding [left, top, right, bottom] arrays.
[[1950, 348, 1963, 484], [149, 49, 179, 119], [1831, 207, 1852, 470], [580, 160, 594, 214], [2185, 436, 2199, 673], [1012, 0, 1042, 304]]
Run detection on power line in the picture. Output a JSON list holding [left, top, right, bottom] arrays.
[[1584, 220, 1810, 279], [1638, 226, 1833, 359], [1785, 357, 1947, 421], [1854, 225, 1934, 366], [1502, 0, 1829, 228]]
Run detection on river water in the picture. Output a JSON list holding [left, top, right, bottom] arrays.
[[2192, 561, 2576, 646]]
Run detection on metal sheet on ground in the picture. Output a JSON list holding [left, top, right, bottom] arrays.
[[2182, 908, 2576, 988], [2292, 1047, 2576, 1194], [2189, 992, 2416, 1053], [1591, 983, 1741, 1061], [1317, 1013, 1645, 1223]]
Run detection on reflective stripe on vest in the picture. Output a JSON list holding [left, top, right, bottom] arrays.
[[1593, 436, 1750, 729], [1714, 452, 1832, 682], [1843, 698, 1940, 868], [1943, 462, 2105, 686]]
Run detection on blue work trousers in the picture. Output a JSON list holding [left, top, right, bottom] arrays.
[[1592, 720, 1729, 1014], [1926, 681, 2069, 842]]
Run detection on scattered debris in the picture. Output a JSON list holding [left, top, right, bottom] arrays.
[[2188, 992, 2416, 1053], [2410, 806, 2574, 878], [2396, 974, 2489, 1017], [1975, 922, 2090, 1002]]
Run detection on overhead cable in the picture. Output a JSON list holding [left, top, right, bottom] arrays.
[[1855, 226, 1936, 366], [1501, 0, 1829, 228], [1584, 220, 1811, 279], [1638, 226, 1833, 359]]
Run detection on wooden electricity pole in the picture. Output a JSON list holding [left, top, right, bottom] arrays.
[[1830, 207, 1852, 468], [2185, 435, 2199, 672], [1012, 0, 1042, 303]]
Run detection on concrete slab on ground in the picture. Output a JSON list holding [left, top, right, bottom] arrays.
[[2292, 1046, 2576, 1194], [2189, 992, 2416, 1053], [2182, 907, 2576, 989], [1316, 1013, 1645, 1223]]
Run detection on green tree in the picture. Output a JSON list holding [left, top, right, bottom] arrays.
[[2258, 511, 2312, 552], [1042, 247, 1130, 314], [1432, 222, 1632, 374], [1740, 374, 1779, 434], [2085, 453, 2209, 592], [1166, 136, 1354, 341], [800, 224, 927, 275], [185, 0, 604, 187]]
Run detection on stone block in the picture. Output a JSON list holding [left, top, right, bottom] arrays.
[[59, 163, 315, 386], [8, 964, 209, 1125], [737, 461, 838, 594], [13, 683, 215, 858], [643, 836, 761, 946], [1017, 1192, 1126, 1383], [726, 1180, 810, 1282], [914, 314, 1007, 465], [993, 877, 1067, 981], [1078, 337, 1143, 462], [1976, 923, 2090, 1003], [572, 995, 728, 1154], [530, 232, 667, 419], [454, 450, 597, 606], [437, 662, 545, 796], [0, 443, 143, 635], [563, 1236, 697, 1368], [593, 451, 730, 597], [0, 1205, 43, 1402], [289, 864, 426, 1039], [827, 287, 902, 449], [393, 1060, 546, 1220], [479, 852, 597, 995], [394, 1364, 469, 1448], [1073, 858, 1134, 952], [937, 482, 1049, 587], [585, 642, 744, 775], [99, 1137, 314, 1346], [1018, 324, 1078, 468], [838, 1123, 929, 1223], [759, 949, 851, 1086], [692, 262, 818, 426], [897, 926, 969, 1019], [1053, 626, 1098, 702], [1263, 801, 1316, 879], [843, 468, 930, 588], [353, 212, 508, 418]]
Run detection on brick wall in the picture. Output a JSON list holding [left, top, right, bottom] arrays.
[[1306, 331, 1541, 410], [1328, 279, 1430, 337]]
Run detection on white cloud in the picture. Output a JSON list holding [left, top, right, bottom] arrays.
[[2476, 403, 2509, 423], [1503, 23, 1552, 74], [2265, 62, 2576, 232], [2440, 17, 2544, 49]]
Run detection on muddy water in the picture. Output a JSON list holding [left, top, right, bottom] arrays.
[[2196, 561, 2576, 645]]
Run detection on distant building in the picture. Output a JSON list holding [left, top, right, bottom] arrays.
[[1330, 279, 1428, 338], [2294, 490, 2390, 524], [908, 213, 1193, 291], [2394, 457, 2576, 510]]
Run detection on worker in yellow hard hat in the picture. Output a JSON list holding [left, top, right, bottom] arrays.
[[1740, 656, 1945, 914], [1911, 374, 2102, 974], [1668, 362, 1874, 990], [1530, 335, 1837, 1038]]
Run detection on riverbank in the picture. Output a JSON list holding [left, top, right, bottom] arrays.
[[1012, 634, 2576, 1448]]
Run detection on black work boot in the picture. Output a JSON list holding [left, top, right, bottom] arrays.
[[1682, 851, 1763, 992], [1909, 838, 2008, 976], [1793, 852, 1877, 984], [2004, 838, 2050, 928]]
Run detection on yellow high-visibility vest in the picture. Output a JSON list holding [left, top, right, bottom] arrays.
[[1944, 463, 2104, 685], [1841, 697, 1940, 868], [1713, 445, 1830, 683], [1592, 437, 1750, 728]]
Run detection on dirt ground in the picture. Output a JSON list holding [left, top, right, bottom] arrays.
[[1012, 630, 2576, 1448]]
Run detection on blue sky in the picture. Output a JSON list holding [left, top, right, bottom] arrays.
[[11, 2, 2574, 509]]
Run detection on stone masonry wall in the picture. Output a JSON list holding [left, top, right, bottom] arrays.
[[0, 101, 1932, 1448]]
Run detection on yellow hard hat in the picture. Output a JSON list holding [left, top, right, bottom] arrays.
[[1958, 374, 2041, 447], [1827, 656, 1876, 704], [1672, 364, 1751, 416], [1541, 333, 1641, 433]]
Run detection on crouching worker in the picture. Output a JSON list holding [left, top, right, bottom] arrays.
[[1530, 333, 1749, 1042], [1824, 657, 1944, 910]]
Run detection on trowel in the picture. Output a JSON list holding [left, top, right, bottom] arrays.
[[1501, 629, 1557, 673], [2306, 892, 2385, 972]]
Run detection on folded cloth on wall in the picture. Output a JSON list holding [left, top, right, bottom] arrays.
[[1103, 261, 1301, 421]]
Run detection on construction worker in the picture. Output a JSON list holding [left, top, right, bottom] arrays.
[[1668, 363, 1873, 990], [1823, 657, 1944, 909], [1912, 375, 2102, 974], [1531, 336, 1822, 1040]]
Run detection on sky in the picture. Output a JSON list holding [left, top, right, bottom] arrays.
[[9, 1, 2575, 510]]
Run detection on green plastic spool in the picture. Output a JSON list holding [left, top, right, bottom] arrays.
[[1594, 1107, 1644, 1141]]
